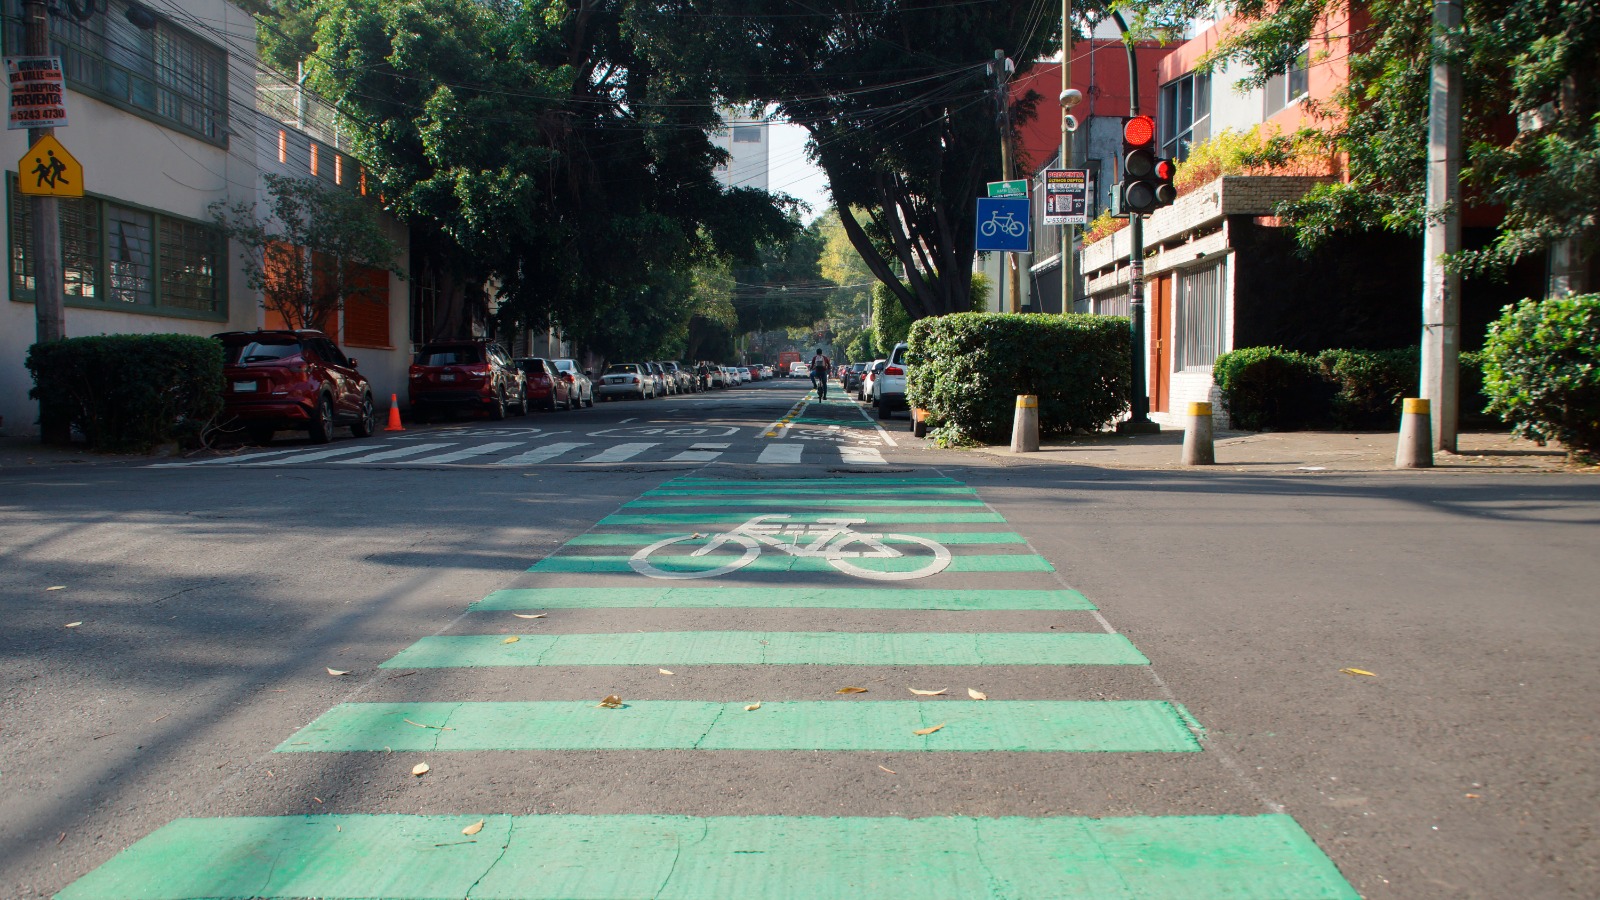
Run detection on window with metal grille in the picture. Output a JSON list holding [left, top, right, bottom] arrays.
[[1175, 262, 1227, 371], [10, 181, 224, 317], [1159, 72, 1210, 162], [3, 0, 227, 144]]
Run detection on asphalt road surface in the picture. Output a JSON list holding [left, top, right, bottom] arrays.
[[3, 377, 1596, 898]]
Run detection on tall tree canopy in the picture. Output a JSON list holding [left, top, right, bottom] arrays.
[[636, 0, 1054, 320], [259, 0, 796, 352]]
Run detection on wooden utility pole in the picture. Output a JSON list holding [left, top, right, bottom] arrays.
[[1060, 0, 1074, 315], [22, 0, 64, 346], [1420, 0, 1462, 452]]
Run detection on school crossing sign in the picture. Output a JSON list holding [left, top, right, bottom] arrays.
[[18, 134, 83, 197]]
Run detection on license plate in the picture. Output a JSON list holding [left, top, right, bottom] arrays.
[[232, 381, 257, 392], [440, 374, 456, 382]]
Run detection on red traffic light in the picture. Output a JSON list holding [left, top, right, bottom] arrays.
[[1122, 115, 1156, 147], [1155, 159, 1174, 180]]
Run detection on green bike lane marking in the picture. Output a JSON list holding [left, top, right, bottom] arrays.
[[623, 497, 987, 507], [564, 531, 1027, 546], [530, 553, 1053, 574], [379, 632, 1146, 669], [276, 700, 1200, 753], [472, 587, 1096, 610], [668, 477, 959, 486], [55, 813, 1361, 900], [642, 485, 979, 496], [602, 510, 1006, 524]]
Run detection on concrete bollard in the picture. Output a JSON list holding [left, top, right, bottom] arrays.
[[1181, 401, 1215, 465], [1395, 398, 1433, 468], [1010, 395, 1039, 453]]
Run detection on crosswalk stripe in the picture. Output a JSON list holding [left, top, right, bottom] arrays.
[[840, 445, 887, 465], [399, 441, 523, 465], [585, 442, 657, 462], [757, 443, 804, 464], [247, 445, 377, 465], [55, 814, 1362, 900], [279, 700, 1200, 753], [150, 447, 306, 467], [381, 631, 1146, 668], [492, 441, 591, 466], [666, 449, 723, 461], [689, 442, 731, 449], [332, 441, 454, 464]]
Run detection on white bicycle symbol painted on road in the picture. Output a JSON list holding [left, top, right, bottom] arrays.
[[629, 514, 952, 581]]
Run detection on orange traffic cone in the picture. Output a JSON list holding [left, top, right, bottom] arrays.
[[384, 394, 405, 431]]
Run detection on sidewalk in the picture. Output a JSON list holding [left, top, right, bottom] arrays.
[[970, 429, 1588, 474]]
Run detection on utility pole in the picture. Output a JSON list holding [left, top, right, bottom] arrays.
[[993, 49, 1020, 313], [1060, 0, 1074, 316], [22, 0, 68, 443], [1111, 12, 1157, 432], [1420, 0, 1462, 452]]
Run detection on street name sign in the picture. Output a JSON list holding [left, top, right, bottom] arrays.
[[975, 197, 1030, 252], [18, 134, 83, 197], [1043, 168, 1089, 225], [987, 179, 1028, 198], [5, 56, 67, 130]]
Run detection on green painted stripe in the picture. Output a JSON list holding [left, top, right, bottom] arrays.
[[624, 497, 987, 508], [528, 554, 1053, 574], [644, 486, 979, 496], [380, 632, 1144, 668], [601, 511, 1005, 525], [563, 531, 1028, 547], [473, 587, 1095, 611], [668, 478, 959, 486], [56, 813, 1359, 900], [279, 700, 1200, 753]]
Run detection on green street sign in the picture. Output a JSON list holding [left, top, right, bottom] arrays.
[[987, 180, 1028, 198]]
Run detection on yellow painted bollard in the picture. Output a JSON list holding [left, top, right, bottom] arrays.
[[1181, 401, 1215, 465], [1010, 395, 1039, 453], [911, 406, 929, 438], [1395, 397, 1433, 468]]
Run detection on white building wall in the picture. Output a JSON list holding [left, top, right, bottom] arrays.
[[0, 0, 262, 436], [1210, 62, 1266, 135], [711, 116, 769, 193]]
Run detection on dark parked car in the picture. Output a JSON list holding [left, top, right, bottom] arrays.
[[842, 362, 867, 393], [514, 357, 574, 411], [216, 329, 375, 445], [409, 341, 528, 422]]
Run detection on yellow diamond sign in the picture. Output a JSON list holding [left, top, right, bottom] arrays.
[[18, 134, 82, 197]]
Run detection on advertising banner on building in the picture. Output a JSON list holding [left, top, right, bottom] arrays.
[[1043, 168, 1089, 226], [6, 56, 68, 130]]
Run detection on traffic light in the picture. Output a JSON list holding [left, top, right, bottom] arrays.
[[1119, 115, 1177, 215]]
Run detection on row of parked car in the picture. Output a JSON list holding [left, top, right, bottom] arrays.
[[596, 362, 774, 400], [835, 342, 911, 420], [216, 329, 784, 444]]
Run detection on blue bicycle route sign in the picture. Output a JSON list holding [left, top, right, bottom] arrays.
[[975, 197, 1030, 252]]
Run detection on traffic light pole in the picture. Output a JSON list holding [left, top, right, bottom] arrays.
[[1112, 12, 1157, 433]]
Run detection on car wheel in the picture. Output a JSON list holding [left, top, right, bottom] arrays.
[[309, 395, 336, 443], [247, 425, 276, 445], [547, 391, 559, 412], [490, 389, 507, 421], [351, 394, 377, 437]]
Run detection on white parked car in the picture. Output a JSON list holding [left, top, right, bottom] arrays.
[[872, 342, 910, 419], [789, 361, 809, 378], [858, 358, 886, 402]]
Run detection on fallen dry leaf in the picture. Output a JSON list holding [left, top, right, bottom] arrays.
[[411, 763, 430, 777], [462, 820, 485, 836], [836, 686, 868, 694], [909, 688, 946, 696], [64, 622, 82, 628], [659, 669, 675, 675], [1340, 668, 1377, 677], [46, 586, 65, 591], [313, 798, 323, 804], [967, 689, 988, 701], [913, 723, 945, 736], [878, 765, 896, 774], [326, 668, 351, 677], [745, 702, 761, 711], [1465, 793, 1481, 799], [502, 636, 520, 644], [512, 614, 546, 619], [597, 695, 624, 709]]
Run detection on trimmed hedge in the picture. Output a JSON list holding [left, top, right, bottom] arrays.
[[26, 334, 224, 451], [907, 312, 1129, 444], [1215, 345, 1496, 432], [1483, 294, 1600, 457]]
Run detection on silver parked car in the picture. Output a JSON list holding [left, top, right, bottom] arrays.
[[549, 358, 593, 408], [597, 363, 654, 401]]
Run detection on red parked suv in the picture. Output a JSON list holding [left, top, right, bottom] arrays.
[[216, 330, 376, 445], [408, 341, 528, 422]]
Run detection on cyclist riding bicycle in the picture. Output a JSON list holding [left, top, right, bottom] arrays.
[[809, 348, 832, 399]]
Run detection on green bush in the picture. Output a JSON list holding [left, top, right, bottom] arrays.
[[1482, 294, 1600, 457], [26, 334, 224, 452], [1459, 350, 1495, 426], [1213, 347, 1330, 431], [907, 312, 1129, 444], [1317, 347, 1417, 430], [871, 283, 912, 356]]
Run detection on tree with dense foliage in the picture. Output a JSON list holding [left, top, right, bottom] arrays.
[[1201, 0, 1600, 289]]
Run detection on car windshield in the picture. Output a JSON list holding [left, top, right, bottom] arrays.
[[224, 340, 300, 365], [520, 359, 547, 374], [606, 364, 639, 374], [416, 347, 483, 366], [552, 360, 576, 373]]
